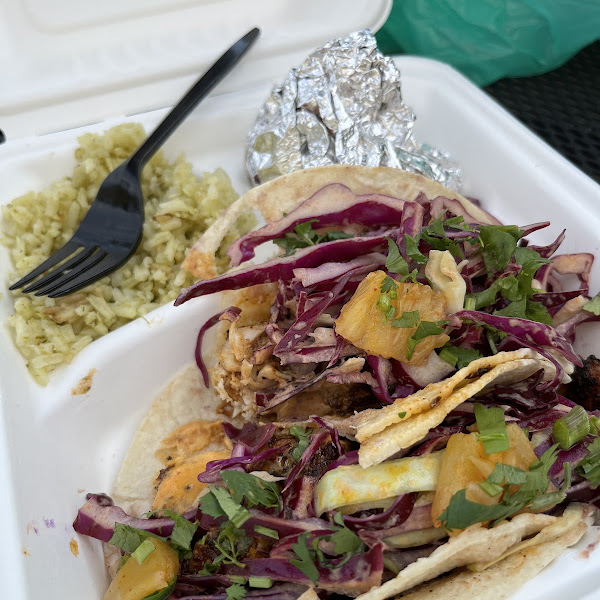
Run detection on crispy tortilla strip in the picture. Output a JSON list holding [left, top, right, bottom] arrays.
[[356, 512, 559, 600], [358, 355, 552, 468], [112, 363, 238, 515], [393, 520, 589, 600], [352, 350, 537, 443], [182, 165, 494, 279], [468, 504, 589, 571]]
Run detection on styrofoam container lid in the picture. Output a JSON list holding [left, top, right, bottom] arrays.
[[0, 0, 391, 139]]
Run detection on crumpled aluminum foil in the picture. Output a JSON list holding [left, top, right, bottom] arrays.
[[246, 29, 461, 190]]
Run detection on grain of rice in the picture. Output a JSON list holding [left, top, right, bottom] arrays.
[[1, 123, 254, 385]]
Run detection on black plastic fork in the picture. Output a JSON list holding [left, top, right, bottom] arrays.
[[10, 27, 260, 298]]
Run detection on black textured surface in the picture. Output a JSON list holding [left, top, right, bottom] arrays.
[[486, 40, 600, 183]]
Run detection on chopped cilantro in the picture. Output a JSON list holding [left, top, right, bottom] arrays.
[[380, 275, 398, 296], [290, 425, 311, 462], [385, 238, 409, 276], [211, 522, 252, 569], [145, 509, 198, 558], [391, 310, 420, 328], [220, 471, 281, 510], [438, 489, 511, 530], [479, 225, 521, 272], [583, 292, 600, 316], [108, 523, 165, 554], [406, 320, 448, 360], [226, 583, 247, 600], [291, 532, 320, 584], [273, 220, 353, 256], [474, 403, 509, 454], [330, 519, 364, 557], [254, 525, 279, 540], [438, 345, 482, 369], [398, 411, 407, 419], [404, 234, 427, 264], [486, 463, 528, 486], [439, 444, 560, 530], [211, 486, 251, 528]]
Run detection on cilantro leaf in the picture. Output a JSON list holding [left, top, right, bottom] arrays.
[[108, 523, 165, 554], [439, 444, 561, 531], [406, 320, 447, 360], [391, 310, 420, 328], [474, 403, 509, 454], [404, 234, 427, 264], [486, 463, 528, 485], [525, 300, 553, 325], [226, 584, 247, 600], [583, 292, 600, 316], [220, 471, 280, 510], [438, 345, 482, 369], [290, 425, 311, 462], [438, 489, 512, 530], [291, 532, 319, 584], [494, 297, 527, 319], [380, 275, 398, 296], [145, 509, 198, 558], [385, 238, 409, 276], [479, 225, 520, 272], [273, 220, 352, 256], [199, 488, 226, 519], [330, 524, 364, 556]]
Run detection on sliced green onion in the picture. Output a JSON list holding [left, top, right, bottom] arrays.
[[254, 525, 279, 540], [479, 481, 504, 497], [590, 416, 600, 434], [230, 576, 247, 585], [249, 577, 273, 589], [383, 556, 400, 575], [231, 507, 251, 528], [553, 405, 590, 450], [132, 538, 155, 564], [464, 296, 476, 311], [474, 403, 509, 454], [438, 346, 458, 368]]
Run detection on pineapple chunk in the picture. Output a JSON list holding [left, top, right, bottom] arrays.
[[335, 271, 449, 366], [104, 538, 179, 600], [431, 424, 538, 530]]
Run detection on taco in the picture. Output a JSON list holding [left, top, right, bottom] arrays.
[[74, 166, 600, 600]]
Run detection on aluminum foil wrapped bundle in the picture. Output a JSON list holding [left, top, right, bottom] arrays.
[[246, 29, 461, 189]]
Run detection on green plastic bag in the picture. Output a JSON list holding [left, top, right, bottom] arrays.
[[376, 0, 600, 86]]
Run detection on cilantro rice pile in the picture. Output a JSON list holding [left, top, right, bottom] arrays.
[[1, 123, 255, 385]]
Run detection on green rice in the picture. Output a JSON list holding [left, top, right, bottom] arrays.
[[1, 123, 254, 385]]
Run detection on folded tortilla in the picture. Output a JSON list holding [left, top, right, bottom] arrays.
[[181, 165, 496, 280], [356, 505, 594, 600], [349, 349, 557, 468]]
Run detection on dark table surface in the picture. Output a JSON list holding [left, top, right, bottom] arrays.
[[485, 40, 600, 184]]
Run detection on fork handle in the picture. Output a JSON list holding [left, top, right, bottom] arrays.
[[128, 27, 260, 172]]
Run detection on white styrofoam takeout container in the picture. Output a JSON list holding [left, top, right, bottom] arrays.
[[2, 1, 600, 599]]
